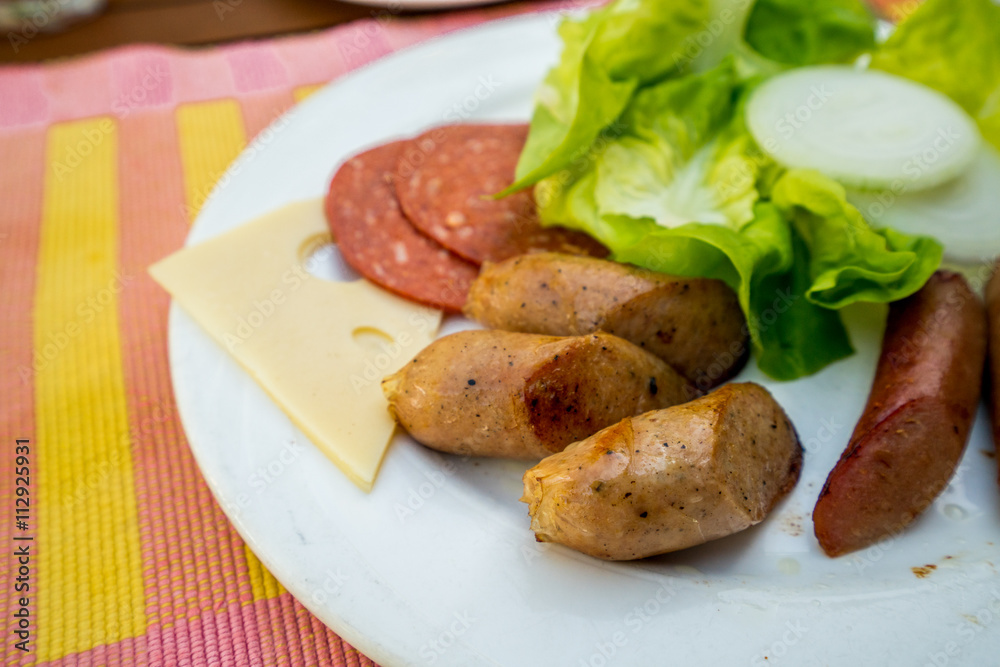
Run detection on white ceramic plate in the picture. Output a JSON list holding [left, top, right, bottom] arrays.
[[169, 12, 1000, 666]]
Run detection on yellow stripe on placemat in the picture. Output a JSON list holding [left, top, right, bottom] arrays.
[[35, 118, 146, 661], [293, 84, 325, 103], [244, 545, 287, 602], [174, 101, 287, 602], [176, 100, 246, 222]]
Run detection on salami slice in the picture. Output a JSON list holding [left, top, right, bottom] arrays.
[[325, 141, 478, 313], [395, 124, 607, 264]]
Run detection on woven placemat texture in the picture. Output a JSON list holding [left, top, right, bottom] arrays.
[[0, 2, 555, 664]]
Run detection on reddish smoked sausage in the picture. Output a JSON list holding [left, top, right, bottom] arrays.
[[812, 271, 987, 557], [986, 263, 1000, 487]]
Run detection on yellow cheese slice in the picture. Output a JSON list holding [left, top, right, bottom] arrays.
[[150, 199, 442, 492]]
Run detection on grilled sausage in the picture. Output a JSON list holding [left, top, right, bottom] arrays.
[[812, 271, 987, 557], [382, 330, 695, 458], [987, 262, 1000, 487], [462, 252, 748, 389], [521, 382, 802, 560]]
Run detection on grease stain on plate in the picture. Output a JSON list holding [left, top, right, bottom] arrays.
[[778, 557, 801, 575]]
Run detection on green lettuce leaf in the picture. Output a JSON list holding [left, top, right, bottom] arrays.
[[748, 230, 854, 380], [505, 0, 712, 193], [614, 203, 854, 381], [770, 170, 943, 309], [871, 0, 1000, 149], [592, 61, 754, 228], [538, 60, 761, 235], [742, 0, 876, 68], [608, 201, 854, 381]]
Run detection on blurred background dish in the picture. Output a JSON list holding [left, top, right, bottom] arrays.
[[0, 0, 107, 32], [0, 0, 105, 32]]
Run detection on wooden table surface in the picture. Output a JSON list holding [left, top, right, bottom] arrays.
[[0, 0, 439, 63]]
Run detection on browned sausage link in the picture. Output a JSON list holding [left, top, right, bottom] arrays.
[[987, 262, 1000, 487], [382, 330, 695, 459], [812, 271, 986, 557], [522, 383, 802, 560], [463, 252, 748, 389]]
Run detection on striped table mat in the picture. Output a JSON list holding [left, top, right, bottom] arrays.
[[0, 2, 558, 664]]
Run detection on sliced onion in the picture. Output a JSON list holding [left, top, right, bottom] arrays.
[[848, 144, 1000, 266], [747, 66, 981, 193]]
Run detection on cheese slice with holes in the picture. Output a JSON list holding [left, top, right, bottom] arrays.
[[150, 199, 441, 492]]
